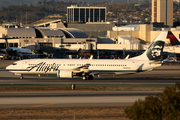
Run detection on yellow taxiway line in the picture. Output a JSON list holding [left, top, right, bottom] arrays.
[[31, 103, 57, 108]]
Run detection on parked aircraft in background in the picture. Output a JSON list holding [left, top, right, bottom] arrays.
[[6, 31, 176, 80], [167, 31, 180, 46], [162, 31, 180, 61], [0, 37, 32, 60]]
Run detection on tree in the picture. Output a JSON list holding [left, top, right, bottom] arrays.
[[38, 1, 42, 5], [43, 0, 47, 6], [124, 86, 180, 120], [0, 19, 3, 24], [79, 1, 83, 6], [48, 0, 55, 6]]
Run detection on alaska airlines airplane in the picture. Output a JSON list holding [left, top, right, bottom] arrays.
[[6, 31, 172, 80]]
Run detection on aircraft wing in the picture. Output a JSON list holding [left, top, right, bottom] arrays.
[[72, 55, 93, 73]]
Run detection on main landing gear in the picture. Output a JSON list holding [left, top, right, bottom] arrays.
[[20, 74, 23, 79], [82, 75, 93, 80]]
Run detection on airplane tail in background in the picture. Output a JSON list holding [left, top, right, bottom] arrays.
[[167, 31, 180, 46], [130, 31, 168, 61]]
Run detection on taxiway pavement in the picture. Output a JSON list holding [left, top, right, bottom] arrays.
[[0, 60, 180, 108], [0, 91, 162, 108]]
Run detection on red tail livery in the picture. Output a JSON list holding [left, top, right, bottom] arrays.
[[167, 31, 180, 46]]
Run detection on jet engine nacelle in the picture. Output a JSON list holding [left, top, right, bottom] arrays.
[[57, 70, 73, 78]]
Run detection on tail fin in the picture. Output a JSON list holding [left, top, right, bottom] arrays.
[[4, 36, 9, 48], [167, 31, 180, 46], [130, 31, 168, 61]]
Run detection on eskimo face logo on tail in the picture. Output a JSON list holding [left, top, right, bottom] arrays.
[[147, 41, 164, 60], [151, 45, 162, 58]]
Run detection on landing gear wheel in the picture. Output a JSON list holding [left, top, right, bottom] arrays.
[[70, 84, 76, 90], [88, 75, 93, 80], [82, 76, 87, 80]]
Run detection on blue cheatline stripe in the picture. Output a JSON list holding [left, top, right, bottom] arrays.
[[7, 69, 142, 72], [6, 69, 30, 71], [90, 70, 140, 72]]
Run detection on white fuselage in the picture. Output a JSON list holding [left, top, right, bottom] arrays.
[[6, 58, 161, 76], [8, 47, 32, 54]]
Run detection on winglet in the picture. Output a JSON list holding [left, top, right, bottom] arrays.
[[125, 54, 129, 59], [86, 55, 93, 65]]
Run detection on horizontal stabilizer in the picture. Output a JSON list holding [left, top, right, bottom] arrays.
[[149, 61, 162, 65], [162, 57, 177, 64]]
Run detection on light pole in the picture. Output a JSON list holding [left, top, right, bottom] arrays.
[[23, 10, 31, 43], [23, 10, 31, 27], [20, 10, 23, 27], [117, 10, 120, 44], [44, 10, 47, 20], [166, 0, 167, 27], [131, 16, 133, 50], [127, 10, 135, 51]]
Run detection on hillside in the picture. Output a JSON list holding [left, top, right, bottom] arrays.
[[0, 0, 149, 7], [0, 0, 39, 7], [0, 0, 153, 25]]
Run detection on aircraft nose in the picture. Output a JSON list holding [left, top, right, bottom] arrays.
[[6, 65, 12, 70], [6, 48, 11, 52]]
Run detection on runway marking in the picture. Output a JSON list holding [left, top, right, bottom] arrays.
[[31, 103, 57, 108]]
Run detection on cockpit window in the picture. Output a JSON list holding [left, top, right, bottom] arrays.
[[12, 63, 17, 65]]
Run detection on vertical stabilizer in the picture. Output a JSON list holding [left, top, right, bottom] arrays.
[[167, 31, 180, 46], [4, 37, 9, 48], [130, 31, 168, 61]]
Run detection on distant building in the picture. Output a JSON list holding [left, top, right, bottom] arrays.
[[30, 19, 65, 28], [67, 5, 106, 23], [152, 0, 173, 26], [67, 22, 115, 37], [2, 22, 20, 28]]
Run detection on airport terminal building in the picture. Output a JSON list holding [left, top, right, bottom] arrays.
[[0, 22, 98, 58], [1, 20, 180, 59]]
